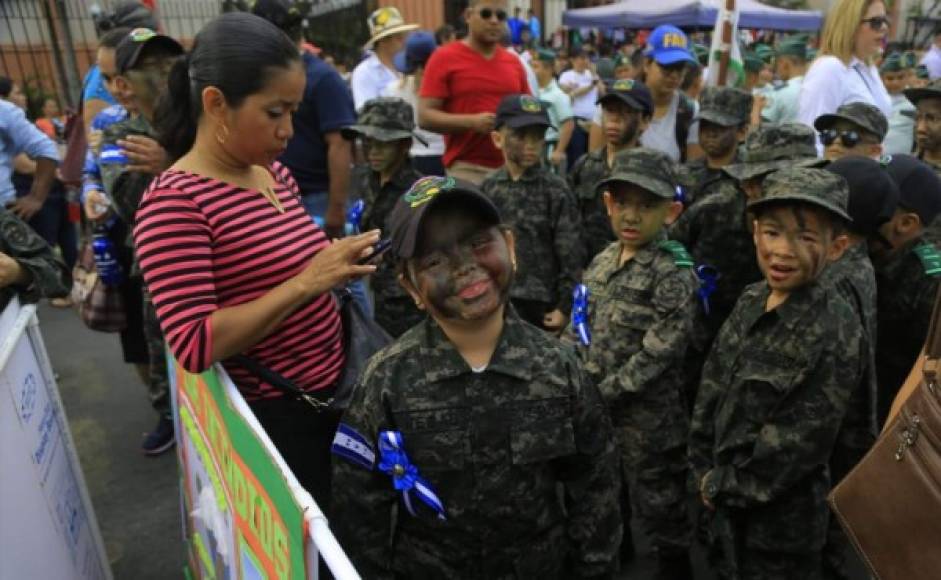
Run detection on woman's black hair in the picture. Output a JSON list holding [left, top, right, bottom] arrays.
[[0, 76, 12, 98], [98, 27, 132, 50], [155, 12, 301, 162]]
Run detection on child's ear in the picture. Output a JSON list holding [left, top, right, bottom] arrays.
[[898, 211, 924, 236], [827, 233, 850, 263], [490, 130, 504, 151], [664, 200, 684, 225], [397, 267, 426, 310]]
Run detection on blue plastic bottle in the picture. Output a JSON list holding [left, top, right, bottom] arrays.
[[92, 224, 124, 286]]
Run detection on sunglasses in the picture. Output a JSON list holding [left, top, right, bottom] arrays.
[[861, 16, 890, 31], [478, 7, 507, 21], [820, 129, 862, 148]]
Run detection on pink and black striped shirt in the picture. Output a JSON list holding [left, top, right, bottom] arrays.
[[133, 162, 344, 400]]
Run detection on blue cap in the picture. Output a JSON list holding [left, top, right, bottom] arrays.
[[394, 31, 437, 74], [644, 25, 695, 66]]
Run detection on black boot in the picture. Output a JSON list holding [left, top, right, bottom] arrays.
[[654, 548, 693, 580]]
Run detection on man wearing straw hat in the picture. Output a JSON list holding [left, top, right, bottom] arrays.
[[351, 7, 418, 110]]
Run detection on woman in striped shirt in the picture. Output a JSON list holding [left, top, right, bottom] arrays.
[[133, 12, 380, 508]]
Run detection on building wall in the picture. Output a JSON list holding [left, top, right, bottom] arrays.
[[378, 0, 446, 30]]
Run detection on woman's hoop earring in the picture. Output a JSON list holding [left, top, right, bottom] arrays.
[[215, 123, 230, 145]]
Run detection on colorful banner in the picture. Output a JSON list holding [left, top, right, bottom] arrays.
[[172, 361, 306, 580]]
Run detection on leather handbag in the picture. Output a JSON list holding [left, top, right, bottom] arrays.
[[73, 239, 127, 333], [232, 288, 391, 411], [828, 286, 941, 579]]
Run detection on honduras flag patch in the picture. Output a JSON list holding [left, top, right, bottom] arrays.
[[331, 423, 376, 470], [99, 143, 129, 165]]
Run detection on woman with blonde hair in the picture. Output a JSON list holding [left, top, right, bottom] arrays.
[[797, 0, 892, 129]]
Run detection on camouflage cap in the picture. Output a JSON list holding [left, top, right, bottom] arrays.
[[724, 123, 823, 181], [695, 86, 753, 127], [387, 176, 501, 259], [749, 167, 852, 222], [744, 51, 763, 73], [596, 147, 679, 200], [917, 64, 930, 80], [776, 38, 807, 60], [880, 51, 904, 73], [813, 101, 888, 141], [905, 78, 941, 105], [342, 97, 427, 145]]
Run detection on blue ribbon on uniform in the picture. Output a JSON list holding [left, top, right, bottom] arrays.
[[572, 284, 591, 346], [377, 430, 446, 520], [347, 199, 365, 234], [695, 265, 718, 315]]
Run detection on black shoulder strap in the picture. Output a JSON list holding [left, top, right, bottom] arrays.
[[675, 94, 694, 164]]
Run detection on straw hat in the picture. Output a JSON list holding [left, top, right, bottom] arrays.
[[365, 7, 418, 49]]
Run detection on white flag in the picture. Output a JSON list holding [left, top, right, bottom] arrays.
[[706, 2, 744, 87]]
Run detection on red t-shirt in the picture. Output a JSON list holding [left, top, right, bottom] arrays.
[[420, 41, 530, 168]]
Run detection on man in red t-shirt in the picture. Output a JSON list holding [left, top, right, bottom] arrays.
[[418, 0, 530, 184]]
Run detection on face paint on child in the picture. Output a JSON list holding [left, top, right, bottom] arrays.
[[753, 205, 836, 296], [604, 183, 675, 251], [602, 101, 644, 147], [364, 137, 409, 174], [408, 206, 514, 322], [699, 121, 739, 159], [500, 125, 546, 169]]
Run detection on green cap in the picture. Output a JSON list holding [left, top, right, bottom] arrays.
[[724, 123, 822, 181], [917, 64, 930, 80], [905, 78, 941, 105], [748, 167, 852, 223], [744, 51, 764, 73], [880, 52, 904, 73], [342, 97, 427, 144], [536, 48, 556, 62], [755, 44, 775, 64], [596, 147, 679, 200], [613, 52, 632, 69], [776, 38, 807, 60], [692, 43, 709, 66], [903, 51, 917, 69]]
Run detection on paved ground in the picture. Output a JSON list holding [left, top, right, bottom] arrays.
[[39, 302, 868, 579]]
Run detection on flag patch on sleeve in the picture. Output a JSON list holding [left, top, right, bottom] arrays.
[[331, 423, 376, 470]]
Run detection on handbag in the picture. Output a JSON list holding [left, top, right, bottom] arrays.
[[828, 286, 941, 579], [72, 238, 128, 333], [232, 287, 391, 411]]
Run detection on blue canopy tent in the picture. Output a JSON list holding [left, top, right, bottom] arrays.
[[562, 0, 823, 31]]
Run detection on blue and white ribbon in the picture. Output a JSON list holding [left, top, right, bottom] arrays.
[[572, 284, 591, 346], [347, 199, 365, 234], [695, 265, 718, 316], [377, 430, 446, 520]]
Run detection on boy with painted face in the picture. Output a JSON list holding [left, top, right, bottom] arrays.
[[873, 155, 941, 424], [689, 167, 863, 579], [343, 97, 425, 337], [880, 52, 916, 155], [904, 78, 941, 177], [570, 147, 698, 579], [481, 94, 583, 331], [332, 176, 621, 579], [680, 86, 752, 206], [569, 78, 653, 265], [813, 101, 888, 161]]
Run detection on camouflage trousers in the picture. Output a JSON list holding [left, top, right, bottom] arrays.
[[617, 426, 691, 554], [142, 288, 169, 417]]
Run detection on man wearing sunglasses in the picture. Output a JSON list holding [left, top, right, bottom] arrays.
[[418, 0, 531, 185], [814, 101, 887, 161]]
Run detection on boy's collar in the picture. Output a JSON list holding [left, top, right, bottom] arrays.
[[758, 278, 829, 329]]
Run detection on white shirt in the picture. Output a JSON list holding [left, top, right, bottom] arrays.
[[797, 55, 892, 131], [884, 93, 915, 155], [351, 53, 399, 111], [922, 45, 941, 80], [639, 93, 699, 162], [510, 49, 537, 96], [559, 69, 598, 120], [381, 77, 446, 157]]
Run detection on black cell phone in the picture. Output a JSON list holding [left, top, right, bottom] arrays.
[[358, 238, 392, 265]]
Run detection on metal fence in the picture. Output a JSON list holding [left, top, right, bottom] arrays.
[[0, 0, 219, 113]]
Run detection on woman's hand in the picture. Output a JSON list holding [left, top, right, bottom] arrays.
[[292, 230, 381, 298]]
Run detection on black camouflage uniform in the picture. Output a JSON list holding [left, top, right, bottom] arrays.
[[570, 148, 698, 576], [481, 95, 584, 327], [343, 97, 425, 337], [874, 154, 941, 424], [689, 169, 865, 580], [678, 86, 751, 207], [0, 207, 70, 310], [568, 79, 653, 266], [332, 178, 621, 580]]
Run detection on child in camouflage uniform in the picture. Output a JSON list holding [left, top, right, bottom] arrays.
[[813, 101, 887, 161], [0, 206, 70, 310], [332, 177, 621, 580], [679, 86, 752, 206], [571, 147, 698, 579], [874, 155, 941, 424], [481, 94, 583, 331], [343, 97, 425, 337], [903, 79, 941, 243], [689, 168, 865, 579], [569, 79, 653, 265]]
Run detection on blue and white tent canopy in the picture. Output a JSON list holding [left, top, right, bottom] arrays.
[[562, 0, 823, 31]]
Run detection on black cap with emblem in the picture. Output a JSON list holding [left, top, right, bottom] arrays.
[[494, 94, 552, 130]]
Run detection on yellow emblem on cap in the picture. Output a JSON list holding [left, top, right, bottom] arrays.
[[612, 79, 635, 91], [404, 176, 456, 208], [520, 96, 542, 113], [129, 28, 157, 42], [662, 33, 687, 49], [374, 7, 392, 26]]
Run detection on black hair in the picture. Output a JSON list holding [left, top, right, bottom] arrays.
[[434, 25, 455, 46], [0, 76, 12, 98], [99, 27, 132, 50], [680, 61, 702, 91], [94, 1, 157, 35], [155, 12, 301, 162]]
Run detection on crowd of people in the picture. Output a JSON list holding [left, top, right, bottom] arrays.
[[3, 0, 941, 577]]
